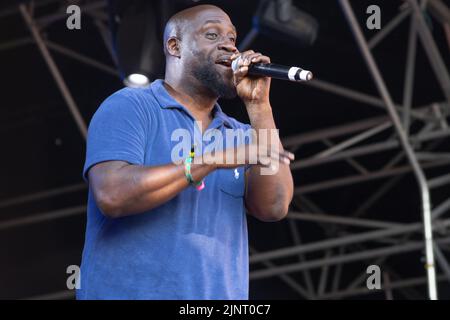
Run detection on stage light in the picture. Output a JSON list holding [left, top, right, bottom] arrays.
[[112, 1, 170, 88], [123, 73, 150, 88], [257, 0, 319, 47]]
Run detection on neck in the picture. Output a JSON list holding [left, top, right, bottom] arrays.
[[163, 74, 218, 124]]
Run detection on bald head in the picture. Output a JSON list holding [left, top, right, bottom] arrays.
[[163, 5, 233, 57]]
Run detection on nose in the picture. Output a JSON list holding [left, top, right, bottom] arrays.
[[218, 40, 238, 54]]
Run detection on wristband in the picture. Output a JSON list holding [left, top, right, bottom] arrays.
[[184, 147, 205, 191]]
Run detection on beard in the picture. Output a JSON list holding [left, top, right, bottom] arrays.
[[190, 51, 237, 99]]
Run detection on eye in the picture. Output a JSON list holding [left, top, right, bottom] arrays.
[[229, 37, 236, 43], [206, 32, 218, 40]]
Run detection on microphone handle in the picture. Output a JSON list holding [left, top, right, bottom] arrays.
[[248, 63, 313, 82]]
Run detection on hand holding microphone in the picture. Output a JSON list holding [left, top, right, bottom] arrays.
[[231, 52, 313, 82], [228, 50, 313, 107]]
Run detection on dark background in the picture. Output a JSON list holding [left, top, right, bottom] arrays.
[[0, 0, 449, 299]]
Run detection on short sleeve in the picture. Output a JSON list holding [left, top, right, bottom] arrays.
[[83, 90, 149, 181]]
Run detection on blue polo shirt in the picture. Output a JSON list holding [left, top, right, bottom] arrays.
[[77, 79, 251, 300]]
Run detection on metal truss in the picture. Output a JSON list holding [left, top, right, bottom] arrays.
[[0, 0, 449, 299]]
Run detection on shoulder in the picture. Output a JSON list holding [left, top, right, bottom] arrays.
[[103, 87, 157, 109], [94, 87, 159, 121]]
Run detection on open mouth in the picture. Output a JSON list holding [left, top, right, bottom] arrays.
[[215, 59, 232, 68]]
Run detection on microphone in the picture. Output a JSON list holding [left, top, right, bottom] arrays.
[[231, 56, 313, 82]]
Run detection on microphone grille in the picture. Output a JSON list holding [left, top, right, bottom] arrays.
[[231, 56, 241, 72]]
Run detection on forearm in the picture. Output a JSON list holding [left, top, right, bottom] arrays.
[[246, 163, 293, 221], [245, 102, 294, 221], [89, 161, 215, 218]]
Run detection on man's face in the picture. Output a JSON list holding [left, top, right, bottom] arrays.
[[183, 9, 238, 99]]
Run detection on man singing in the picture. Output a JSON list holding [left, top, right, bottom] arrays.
[[77, 4, 294, 300]]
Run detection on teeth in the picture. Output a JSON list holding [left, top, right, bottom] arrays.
[[217, 58, 231, 65]]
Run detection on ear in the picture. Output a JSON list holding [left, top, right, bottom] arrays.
[[166, 37, 181, 58]]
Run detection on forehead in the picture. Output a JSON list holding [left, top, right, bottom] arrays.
[[192, 9, 236, 32]]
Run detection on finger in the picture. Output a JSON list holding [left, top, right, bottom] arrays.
[[268, 148, 294, 161], [259, 157, 289, 170], [257, 155, 290, 168], [237, 55, 253, 67], [251, 55, 271, 64], [243, 53, 262, 66], [257, 156, 270, 167], [234, 66, 249, 82], [236, 66, 249, 76], [269, 151, 291, 165], [281, 150, 295, 161], [277, 154, 291, 165], [279, 155, 291, 165], [240, 50, 255, 58], [239, 50, 255, 65], [230, 51, 240, 60]]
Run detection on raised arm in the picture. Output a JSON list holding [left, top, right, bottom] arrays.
[[231, 50, 294, 222]]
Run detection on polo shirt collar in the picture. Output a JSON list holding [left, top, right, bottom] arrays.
[[150, 79, 232, 129]]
